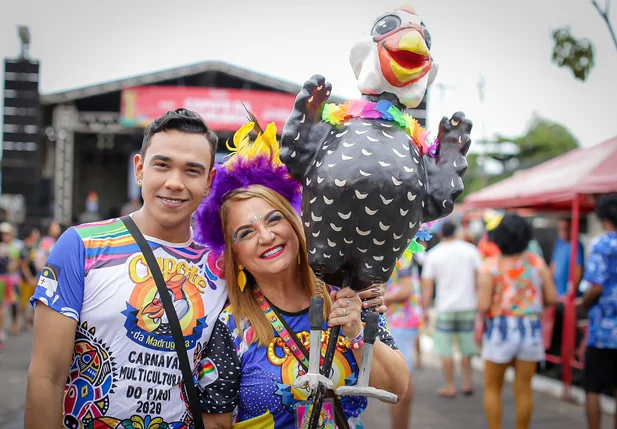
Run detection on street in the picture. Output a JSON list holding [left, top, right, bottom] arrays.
[[0, 331, 612, 428]]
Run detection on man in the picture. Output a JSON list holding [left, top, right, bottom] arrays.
[[25, 109, 229, 428], [551, 217, 584, 298], [581, 194, 617, 429], [421, 221, 482, 397], [548, 217, 585, 361]]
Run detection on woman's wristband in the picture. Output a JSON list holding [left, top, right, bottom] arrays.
[[348, 326, 365, 350]]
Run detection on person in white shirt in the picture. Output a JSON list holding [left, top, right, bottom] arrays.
[[421, 221, 482, 397]]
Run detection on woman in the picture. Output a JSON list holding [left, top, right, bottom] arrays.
[[478, 213, 558, 429], [196, 122, 409, 429], [384, 256, 423, 429]]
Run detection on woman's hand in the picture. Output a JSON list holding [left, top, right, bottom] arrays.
[[358, 285, 387, 313], [328, 287, 363, 338]]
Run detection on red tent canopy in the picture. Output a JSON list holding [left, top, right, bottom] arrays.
[[464, 135, 617, 399], [464, 136, 617, 212]]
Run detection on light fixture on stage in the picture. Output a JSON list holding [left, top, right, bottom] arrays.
[[17, 25, 31, 59]]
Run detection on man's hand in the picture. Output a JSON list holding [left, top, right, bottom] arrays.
[[358, 285, 387, 313]]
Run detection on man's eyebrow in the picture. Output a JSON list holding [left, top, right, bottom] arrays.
[[150, 156, 206, 171], [186, 162, 206, 171], [150, 155, 172, 163]]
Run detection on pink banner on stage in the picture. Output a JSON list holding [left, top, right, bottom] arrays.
[[120, 86, 296, 132]]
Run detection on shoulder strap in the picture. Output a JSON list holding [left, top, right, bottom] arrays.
[[121, 216, 205, 429]]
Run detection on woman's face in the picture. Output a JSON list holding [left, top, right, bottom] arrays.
[[226, 197, 300, 280]]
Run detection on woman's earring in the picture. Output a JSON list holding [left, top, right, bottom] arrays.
[[137, 179, 142, 186], [297, 253, 301, 265], [237, 264, 247, 292]]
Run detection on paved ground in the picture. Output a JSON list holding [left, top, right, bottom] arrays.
[[362, 362, 613, 428], [1, 331, 613, 428], [0, 331, 31, 429]]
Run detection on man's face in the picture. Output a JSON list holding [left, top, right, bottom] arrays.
[[557, 220, 571, 241], [134, 129, 213, 231]]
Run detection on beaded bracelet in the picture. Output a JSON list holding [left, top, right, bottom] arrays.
[[350, 339, 365, 350], [348, 326, 365, 349]]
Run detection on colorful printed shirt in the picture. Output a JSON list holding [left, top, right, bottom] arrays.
[[480, 252, 545, 319], [30, 218, 228, 429], [584, 231, 617, 349], [201, 297, 397, 429], [386, 259, 423, 329]]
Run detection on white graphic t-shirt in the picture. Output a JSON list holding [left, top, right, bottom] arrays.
[[30, 218, 228, 429]]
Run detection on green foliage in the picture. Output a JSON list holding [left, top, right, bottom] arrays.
[[461, 116, 579, 197], [496, 115, 579, 169], [551, 27, 595, 81]]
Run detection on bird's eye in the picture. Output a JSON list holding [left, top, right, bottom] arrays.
[[371, 15, 401, 37], [421, 22, 432, 50]]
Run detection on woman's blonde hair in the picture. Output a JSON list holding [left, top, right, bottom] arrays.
[[221, 184, 332, 346]]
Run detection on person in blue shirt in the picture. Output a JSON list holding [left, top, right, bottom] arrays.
[[551, 218, 584, 298], [581, 194, 617, 429]]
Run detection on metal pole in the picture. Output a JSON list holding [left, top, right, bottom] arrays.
[[52, 105, 77, 225], [561, 193, 580, 400]]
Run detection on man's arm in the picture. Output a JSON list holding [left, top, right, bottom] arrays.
[[25, 304, 77, 429], [24, 228, 85, 429], [421, 278, 434, 314], [582, 284, 604, 310]]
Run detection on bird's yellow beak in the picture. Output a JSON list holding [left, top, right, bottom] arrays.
[[390, 31, 430, 83]]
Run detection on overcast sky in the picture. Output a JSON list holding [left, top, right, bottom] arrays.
[[2, 0, 616, 149]]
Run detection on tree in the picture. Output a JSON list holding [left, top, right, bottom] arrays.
[[461, 115, 579, 197], [552, 0, 617, 81]]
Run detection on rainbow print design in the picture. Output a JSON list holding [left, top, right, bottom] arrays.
[[199, 360, 216, 378], [73, 219, 207, 272]]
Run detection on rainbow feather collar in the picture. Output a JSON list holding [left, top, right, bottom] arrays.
[[322, 99, 439, 157]]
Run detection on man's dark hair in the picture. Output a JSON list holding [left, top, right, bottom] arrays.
[[441, 221, 456, 238], [596, 193, 617, 228], [489, 213, 533, 256], [141, 108, 218, 171]]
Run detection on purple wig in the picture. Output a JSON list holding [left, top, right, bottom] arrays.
[[193, 154, 302, 257]]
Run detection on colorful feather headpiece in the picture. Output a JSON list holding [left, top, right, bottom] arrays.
[[193, 121, 302, 257]]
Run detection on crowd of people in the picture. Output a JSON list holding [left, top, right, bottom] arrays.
[[383, 196, 617, 429], [0, 218, 64, 351]]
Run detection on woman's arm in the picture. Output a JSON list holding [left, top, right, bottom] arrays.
[[384, 274, 412, 306], [364, 330, 409, 398], [328, 288, 409, 399], [539, 264, 558, 307], [477, 271, 494, 314], [202, 413, 232, 429], [199, 319, 240, 429]]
